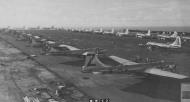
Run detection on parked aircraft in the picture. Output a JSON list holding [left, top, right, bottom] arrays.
[[42, 41, 106, 57], [136, 29, 151, 38], [24, 33, 33, 41], [16, 32, 27, 41], [180, 32, 190, 41], [81, 53, 188, 79], [181, 35, 190, 42], [83, 28, 92, 33], [29, 35, 46, 47], [14, 33, 44, 47], [116, 29, 129, 37], [16, 33, 33, 42], [157, 31, 178, 40], [103, 28, 115, 35], [146, 36, 181, 49], [93, 28, 103, 34]]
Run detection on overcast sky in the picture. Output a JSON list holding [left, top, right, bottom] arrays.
[[0, 0, 189, 27]]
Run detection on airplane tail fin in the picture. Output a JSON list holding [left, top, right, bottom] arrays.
[[125, 28, 129, 34], [111, 28, 114, 33], [82, 53, 109, 71], [147, 29, 151, 36], [170, 36, 181, 47], [170, 31, 178, 38], [100, 28, 103, 32]]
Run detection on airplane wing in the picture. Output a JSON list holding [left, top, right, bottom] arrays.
[[27, 34, 32, 36], [146, 42, 170, 48], [136, 33, 143, 36], [157, 34, 171, 38], [47, 41, 56, 44], [144, 68, 188, 79], [58, 44, 80, 51], [34, 36, 40, 39], [83, 54, 188, 79], [109, 55, 138, 65]]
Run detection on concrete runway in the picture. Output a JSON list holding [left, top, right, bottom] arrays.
[[0, 33, 91, 102], [0, 31, 188, 102]]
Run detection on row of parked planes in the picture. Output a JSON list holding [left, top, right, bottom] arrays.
[[69, 28, 190, 49], [7, 29, 189, 81]]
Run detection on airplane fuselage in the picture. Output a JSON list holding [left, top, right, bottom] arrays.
[[146, 42, 181, 49]]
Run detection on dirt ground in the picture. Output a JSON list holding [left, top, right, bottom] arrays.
[[1, 30, 189, 102], [0, 33, 89, 102]]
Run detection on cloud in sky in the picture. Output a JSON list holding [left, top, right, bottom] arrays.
[[0, 0, 189, 27]]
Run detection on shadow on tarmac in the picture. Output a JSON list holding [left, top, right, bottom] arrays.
[[60, 59, 84, 66], [122, 76, 181, 102]]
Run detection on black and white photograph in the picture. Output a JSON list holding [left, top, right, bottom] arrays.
[[0, 0, 190, 102]]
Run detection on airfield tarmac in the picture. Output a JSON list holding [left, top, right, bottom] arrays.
[[0, 33, 90, 102], [1, 30, 190, 102]]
